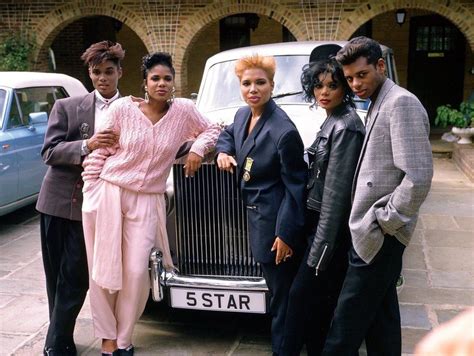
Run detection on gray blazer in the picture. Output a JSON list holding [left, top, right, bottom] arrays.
[[36, 92, 95, 221], [349, 79, 433, 263]]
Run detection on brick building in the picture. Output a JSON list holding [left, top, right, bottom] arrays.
[[1, 0, 473, 122]]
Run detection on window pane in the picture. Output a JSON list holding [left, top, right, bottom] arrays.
[[54, 87, 68, 100], [198, 55, 308, 113], [0, 89, 6, 129], [416, 26, 429, 51], [430, 26, 444, 51], [7, 93, 23, 129], [444, 27, 452, 51], [14, 86, 67, 124]]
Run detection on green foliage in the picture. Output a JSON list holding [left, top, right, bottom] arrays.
[[435, 101, 474, 129], [0, 34, 35, 71]]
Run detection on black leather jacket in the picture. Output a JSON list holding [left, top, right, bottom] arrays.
[[306, 104, 365, 274]]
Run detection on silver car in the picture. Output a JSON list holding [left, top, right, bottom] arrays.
[[150, 41, 398, 314]]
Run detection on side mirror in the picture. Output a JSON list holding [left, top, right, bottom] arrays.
[[190, 93, 198, 103], [29, 112, 48, 124]]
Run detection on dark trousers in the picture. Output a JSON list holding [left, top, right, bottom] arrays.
[[40, 214, 89, 352], [322, 235, 405, 356], [261, 256, 300, 355], [280, 212, 350, 356]]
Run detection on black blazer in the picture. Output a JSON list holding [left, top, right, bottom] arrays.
[[216, 99, 307, 263]]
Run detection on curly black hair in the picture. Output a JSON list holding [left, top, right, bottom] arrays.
[[141, 52, 175, 79], [300, 58, 354, 107]]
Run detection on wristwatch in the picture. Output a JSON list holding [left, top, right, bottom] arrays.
[[81, 139, 91, 156]]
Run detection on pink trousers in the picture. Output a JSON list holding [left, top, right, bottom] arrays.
[[82, 179, 173, 348]]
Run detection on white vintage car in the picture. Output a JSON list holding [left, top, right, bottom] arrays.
[[150, 41, 399, 314], [0, 72, 87, 216]]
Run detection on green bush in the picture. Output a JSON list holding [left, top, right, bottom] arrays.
[[0, 34, 35, 71], [435, 101, 474, 129]]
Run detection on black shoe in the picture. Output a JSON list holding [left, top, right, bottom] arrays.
[[43, 348, 56, 356], [44, 346, 77, 356], [101, 350, 120, 356], [118, 345, 134, 355]]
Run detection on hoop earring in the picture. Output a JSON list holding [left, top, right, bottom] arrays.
[[167, 87, 176, 105], [144, 86, 149, 103]]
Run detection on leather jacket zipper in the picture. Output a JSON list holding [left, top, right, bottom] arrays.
[[315, 244, 328, 276], [316, 168, 321, 179]]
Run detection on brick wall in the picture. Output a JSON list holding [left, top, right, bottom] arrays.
[[185, 22, 220, 97], [185, 15, 288, 96], [250, 16, 284, 46], [51, 20, 87, 85], [0, 0, 472, 100], [116, 25, 148, 97]]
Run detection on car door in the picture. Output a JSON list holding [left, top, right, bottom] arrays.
[[0, 88, 20, 207], [15, 86, 67, 199]]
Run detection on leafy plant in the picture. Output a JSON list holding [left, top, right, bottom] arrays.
[[0, 33, 35, 71], [435, 101, 474, 129]]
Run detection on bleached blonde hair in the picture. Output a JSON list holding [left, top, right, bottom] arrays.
[[235, 54, 276, 81]]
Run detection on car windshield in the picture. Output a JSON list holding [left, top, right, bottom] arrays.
[[198, 55, 309, 112], [198, 54, 369, 112], [0, 89, 6, 129]]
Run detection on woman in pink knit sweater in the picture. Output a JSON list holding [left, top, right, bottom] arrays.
[[81, 52, 220, 355]]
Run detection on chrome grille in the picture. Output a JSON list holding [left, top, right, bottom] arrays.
[[173, 163, 262, 277]]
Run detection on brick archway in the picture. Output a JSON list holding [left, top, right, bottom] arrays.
[[336, 0, 474, 50], [174, 1, 304, 94], [32, 1, 153, 69]]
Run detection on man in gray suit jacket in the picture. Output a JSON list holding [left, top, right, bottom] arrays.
[[36, 41, 124, 356], [322, 37, 433, 355]]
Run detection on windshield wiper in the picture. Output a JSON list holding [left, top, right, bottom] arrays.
[[272, 91, 302, 99]]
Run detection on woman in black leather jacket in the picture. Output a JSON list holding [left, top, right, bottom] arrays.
[[280, 45, 365, 356]]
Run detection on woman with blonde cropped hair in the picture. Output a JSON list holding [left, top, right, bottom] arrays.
[[216, 54, 307, 355]]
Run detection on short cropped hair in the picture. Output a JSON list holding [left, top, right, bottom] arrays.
[[336, 36, 382, 66], [301, 58, 354, 107], [80, 40, 125, 67], [141, 52, 175, 79], [235, 55, 276, 81]]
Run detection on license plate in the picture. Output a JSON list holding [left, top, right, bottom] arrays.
[[170, 287, 266, 314]]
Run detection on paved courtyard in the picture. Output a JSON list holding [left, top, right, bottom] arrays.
[[0, 157, 473, 355]]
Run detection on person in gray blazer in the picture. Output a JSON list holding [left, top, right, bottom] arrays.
[[321, 37, 433, 355], [36, 41, 124, 356]]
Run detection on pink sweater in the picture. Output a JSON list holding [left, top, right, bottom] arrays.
[[82, 96, 220, 193]]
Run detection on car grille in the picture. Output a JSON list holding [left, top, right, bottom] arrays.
[[173, 163, 262, 278]]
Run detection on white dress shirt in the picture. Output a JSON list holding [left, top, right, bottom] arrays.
[[81, 90, 120, 156]]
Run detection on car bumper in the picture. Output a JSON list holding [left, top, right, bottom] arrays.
[[149, 248, 268, 302]]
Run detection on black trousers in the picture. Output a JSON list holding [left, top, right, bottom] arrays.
[[261, 255, 300, 355], [40, 214, 89, 352], [322, 235, 405, 356], [280, 211, 350, 356]]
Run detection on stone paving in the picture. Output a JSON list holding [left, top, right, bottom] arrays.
[[0, 157, 473, 355]]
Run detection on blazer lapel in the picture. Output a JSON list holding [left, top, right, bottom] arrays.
[[351, 79, 395, 199], [234, 106, 251, 157], [77, 92, 95, 138], [237, 99, 277, 169]]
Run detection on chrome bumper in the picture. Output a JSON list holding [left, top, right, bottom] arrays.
[[149, 248, 268, 302]]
